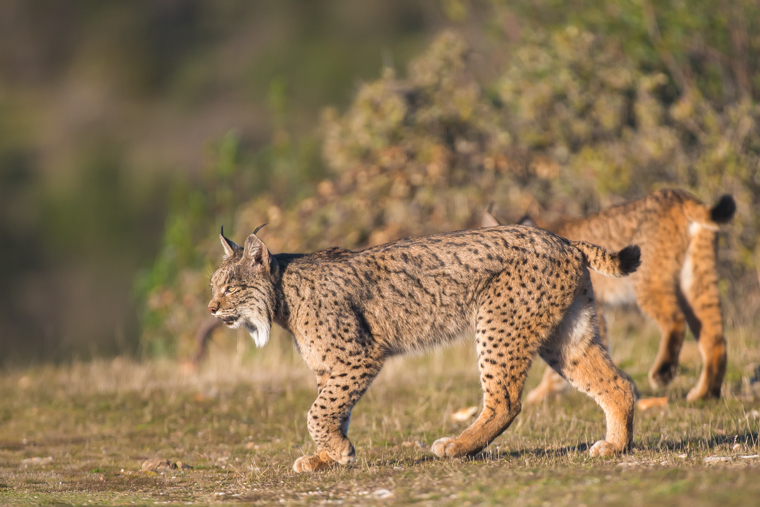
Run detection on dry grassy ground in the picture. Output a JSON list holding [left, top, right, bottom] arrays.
[[1, 314, 759, 506]]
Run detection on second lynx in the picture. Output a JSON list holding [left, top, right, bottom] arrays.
[[485, 189, 735, 401]]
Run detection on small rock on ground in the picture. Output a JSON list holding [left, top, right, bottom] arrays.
[[373, 488, 394, 499], [703, 456, 731, 463], [21, 457, 53, 466]]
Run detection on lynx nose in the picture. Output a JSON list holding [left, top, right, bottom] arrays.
[[208, 301, 220, 314]]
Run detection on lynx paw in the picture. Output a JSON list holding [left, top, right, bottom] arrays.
[[648, 369, 676, 390], [293, 453, 332, 473], [329, 442, 356, 466], [431, 437, 464, 458], [589, 440, 623, 457], [686, 383, 719, 401]]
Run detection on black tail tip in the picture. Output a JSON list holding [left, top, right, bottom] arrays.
[[618, 245, 641, 275], [710, 194, 736, 223]]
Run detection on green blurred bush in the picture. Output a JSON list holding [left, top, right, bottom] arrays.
[[140, 5, 760, 357]]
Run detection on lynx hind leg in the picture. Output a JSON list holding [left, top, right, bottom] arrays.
[[634, 281, 687, 391], [541, 292, 634, 456], [525, 309, 636, 404], [593, 312, 640, 399], [433, 276, 553, 459], [679, 229, 727, 400], [528, 311, 640, 405]]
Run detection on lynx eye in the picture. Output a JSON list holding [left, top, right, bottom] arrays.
[[224, 286, 238, 295]]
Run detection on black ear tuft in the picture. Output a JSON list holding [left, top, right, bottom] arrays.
[[617, 245, 642, 275], [219, 226, 242, 258], [710, 195, 736, 224], [517, 215, 537, 227]]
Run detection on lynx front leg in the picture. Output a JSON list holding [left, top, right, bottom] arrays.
[[293, 371, 334, 473], [293, 361, 382, 473]]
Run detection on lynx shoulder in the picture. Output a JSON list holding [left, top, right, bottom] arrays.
[[208, 225, 640, 472], [485, 189, 735, 402]]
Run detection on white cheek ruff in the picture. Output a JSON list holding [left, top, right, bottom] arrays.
[[244, 315, 271, 348]]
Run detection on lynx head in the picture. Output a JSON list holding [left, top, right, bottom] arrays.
[[208, 225, 276, 347]]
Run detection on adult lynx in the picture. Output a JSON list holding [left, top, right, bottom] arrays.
[[208, 225, 640, 472], [484, 189, 735, 402]]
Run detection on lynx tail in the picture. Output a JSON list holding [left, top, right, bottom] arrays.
[[571, 241, 641, 278]]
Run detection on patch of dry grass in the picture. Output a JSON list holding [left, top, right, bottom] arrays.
[[1, 314, 758, 505]]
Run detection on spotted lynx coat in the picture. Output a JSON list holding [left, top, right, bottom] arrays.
[[208, 225, 641, 472], [483, 189, 735, 402]]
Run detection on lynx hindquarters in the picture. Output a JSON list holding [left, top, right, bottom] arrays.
[[208, 226, 639, 472], [432, 271, 634, 459]]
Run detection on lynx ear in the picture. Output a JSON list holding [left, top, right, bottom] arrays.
[[243, 229, 271, 272], [219, 226, 242, 258], [517, 215, 537, 227], [481, 211, 501, 228]]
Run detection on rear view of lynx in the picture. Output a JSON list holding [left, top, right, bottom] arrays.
[[208, 225, 640, 472], [484, 189, 735, 402]]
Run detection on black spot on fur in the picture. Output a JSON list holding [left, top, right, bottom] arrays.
[[710, 194, 736, 224]]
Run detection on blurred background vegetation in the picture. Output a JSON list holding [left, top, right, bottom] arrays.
[[2, 0, 759, 366]]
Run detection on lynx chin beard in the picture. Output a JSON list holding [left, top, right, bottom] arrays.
[[241, 315, 271, 348], [219, 311, 271, 348]]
